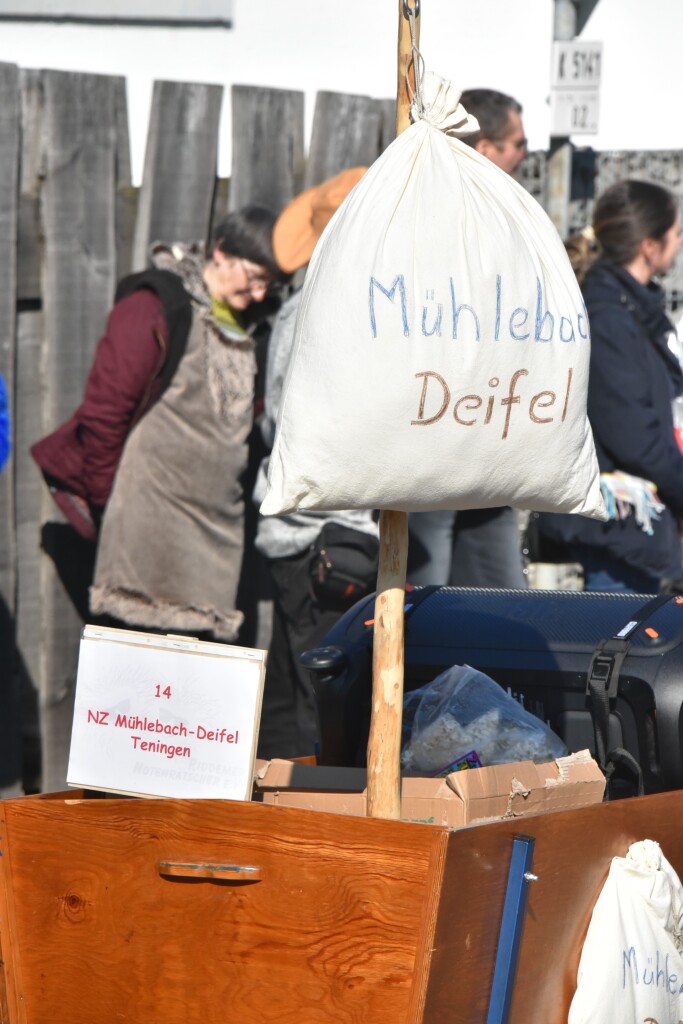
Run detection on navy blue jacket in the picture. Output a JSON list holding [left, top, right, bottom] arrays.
[[539, 260, 683, 577]]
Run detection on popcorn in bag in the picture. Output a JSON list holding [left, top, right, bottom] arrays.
[[261, 73, 604, 520]]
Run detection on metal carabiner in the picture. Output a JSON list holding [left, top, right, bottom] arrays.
[[402, 0, 420, 20]]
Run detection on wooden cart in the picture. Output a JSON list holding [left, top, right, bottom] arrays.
[[2, 789, 683, 1023]]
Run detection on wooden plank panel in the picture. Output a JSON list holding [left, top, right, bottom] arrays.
[[41, 70, 122, 403], [132, 80, 223, 270], [0, 799, 447, 1024], [14, 310, 44, 796], [9, 793, 683, 1023], [0, 63, 21, 795], [0, 801, 26, 1024], [38, 69, 123, 792], [15, 197, 40, 303], [210, 176, 230, 229], [424, 790, 683, 1024], [0, 62, 19, 602], [304, 91, 385, 188], [379, 97, 397, 152], [230, 85, 304, 216], [113, 75, 136, 280], [16, 69, 42, 303], [13, 69, 47, 798], [18, 68, 42, 197], [13, 69, 47, 799], [115, 185, 138, 281]]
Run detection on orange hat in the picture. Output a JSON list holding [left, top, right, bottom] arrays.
[[273, 166, 367, 273]]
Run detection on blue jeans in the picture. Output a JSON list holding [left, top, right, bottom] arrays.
[[575, 547, 660, 594], [408, 507, 527, 588]]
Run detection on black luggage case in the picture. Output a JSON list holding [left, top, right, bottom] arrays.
[[303, 587, 683, 796]]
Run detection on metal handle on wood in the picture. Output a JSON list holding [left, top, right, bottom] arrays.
[[158, 861, 262, 882]]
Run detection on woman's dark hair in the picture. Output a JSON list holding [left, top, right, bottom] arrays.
[[211, 205, 279, 278], [567, 179, 678, 283]]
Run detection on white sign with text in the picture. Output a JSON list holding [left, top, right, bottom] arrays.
[[550, 41, 603, 136], [67, 625, 266, 800]]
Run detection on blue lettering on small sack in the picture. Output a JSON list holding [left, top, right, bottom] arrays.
[[367, 272, 585, 346], [369, 274, 409, 338]]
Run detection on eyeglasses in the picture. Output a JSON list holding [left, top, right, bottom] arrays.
[[494, 136, 528, 152], [239, 258, 273, 293]]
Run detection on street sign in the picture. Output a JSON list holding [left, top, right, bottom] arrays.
[[550, 40, 603, 136]]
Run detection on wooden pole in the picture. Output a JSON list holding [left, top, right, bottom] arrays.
[[366, 1, 420, 821], [395, 0, 420, 136], [366, 510, 409, 819]]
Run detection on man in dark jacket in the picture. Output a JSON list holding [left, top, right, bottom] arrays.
[[408, 87, 529, 589]]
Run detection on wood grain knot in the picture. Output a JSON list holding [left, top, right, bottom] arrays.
[[59, 891, 88, 922]]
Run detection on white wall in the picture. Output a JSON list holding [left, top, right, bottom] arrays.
[[578, 0, 683, 151], [0, 0, 679, 184]]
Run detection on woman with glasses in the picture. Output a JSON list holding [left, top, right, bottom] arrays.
[[32, 206, 280, 640]]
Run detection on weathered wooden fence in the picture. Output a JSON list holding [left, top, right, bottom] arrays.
[[518, 148, 683, 312], [0, 62, 681, 797], [0, 64, 391, 796]]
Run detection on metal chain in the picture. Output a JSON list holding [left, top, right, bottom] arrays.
[[402, 1, 424, 118]]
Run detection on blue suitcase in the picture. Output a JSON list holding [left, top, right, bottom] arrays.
[[302, 587, 683, 796]]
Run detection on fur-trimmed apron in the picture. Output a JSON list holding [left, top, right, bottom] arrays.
[[90, 301, 255, 641]]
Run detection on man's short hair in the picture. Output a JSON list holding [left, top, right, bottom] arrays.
[[459, 89, 523, 149]]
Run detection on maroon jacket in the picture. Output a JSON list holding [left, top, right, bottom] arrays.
[[31, 289, 168, 541]]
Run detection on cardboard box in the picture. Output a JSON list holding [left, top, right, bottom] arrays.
[[254, 749, 606, 827]]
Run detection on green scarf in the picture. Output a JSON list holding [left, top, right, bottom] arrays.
[[211, 296, 247, 339]]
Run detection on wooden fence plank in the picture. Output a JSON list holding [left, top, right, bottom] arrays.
[[378, 97, 397, 153], [0, 63, 19, 614], [113, 75, 136, 281], [16, 68, 43, 305], [304, 91, 385, 188], [13, 68, 47, 797], [0, 62, 20, 795], [210, 176, 230, 230], [14, 310, 44, 794], [132, 80, 223, 269], [229, 85, 304, 216], [38, 69, 124, 791]]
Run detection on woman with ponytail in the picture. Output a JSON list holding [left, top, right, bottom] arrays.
[[539, 179, 683, 592]]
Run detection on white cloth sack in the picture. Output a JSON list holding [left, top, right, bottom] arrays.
[[262, 73, 603, 518], [568, 839, 683, 1024]]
